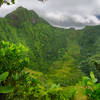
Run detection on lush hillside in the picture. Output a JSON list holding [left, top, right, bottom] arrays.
[[0, 7, 100, 100], [0, 7, 85, 85]]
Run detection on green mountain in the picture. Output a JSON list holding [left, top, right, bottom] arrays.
[[0, 7, 100, 86]]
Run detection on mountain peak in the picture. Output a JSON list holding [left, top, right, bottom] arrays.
[[6, 6, 39, 27]]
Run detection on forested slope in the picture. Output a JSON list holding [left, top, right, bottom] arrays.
[[0, 7, 100, 86]]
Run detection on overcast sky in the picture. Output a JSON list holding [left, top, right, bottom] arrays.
[[0, 0, 100, 29]]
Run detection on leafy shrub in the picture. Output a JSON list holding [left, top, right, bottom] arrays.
[[0, 41, 29, 74], [0, 41, 29, 99], [0, 72, 13, 100], [82, 72, 100, 100], [0, 72, 13, 93]]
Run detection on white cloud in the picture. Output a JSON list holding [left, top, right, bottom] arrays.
[[46, 12, 65, 21], [72, 15, 100, 24], [0, 0, 100, 29]]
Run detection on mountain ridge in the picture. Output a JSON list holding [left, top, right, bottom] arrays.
[[0, 6, 100, 85]]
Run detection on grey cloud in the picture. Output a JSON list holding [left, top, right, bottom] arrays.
[[0, 0, 100, 29]]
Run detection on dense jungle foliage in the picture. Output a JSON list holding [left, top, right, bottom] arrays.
[[0, 7, 100, 100]]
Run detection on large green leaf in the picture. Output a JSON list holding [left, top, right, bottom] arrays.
[[90, 72, 97, 83], [0, 72, 9, 83], [0, 86, 13, 93]]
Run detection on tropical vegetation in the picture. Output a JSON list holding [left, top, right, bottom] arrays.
[[0, 7, 100, 100]]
